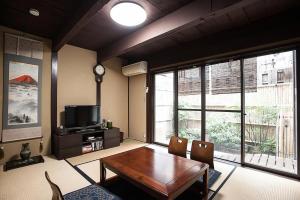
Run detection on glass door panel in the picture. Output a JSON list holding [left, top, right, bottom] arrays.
[[154, 72, 175, 145], [244, 50, 297, 174], [178, 67, 202, 109], [206, 61, 241, 110], [178, 67, 202, 148], [206, 112, 241, 162], [205, 61, 242, 162], [178, 110, 201, 150]]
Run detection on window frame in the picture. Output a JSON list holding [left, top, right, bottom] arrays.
[[277, 70, 284, 83], [262, 73, 269, 84], [150, 47, 299, 179]]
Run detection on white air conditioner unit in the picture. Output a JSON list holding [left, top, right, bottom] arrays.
[[122, 61, 147, 76]]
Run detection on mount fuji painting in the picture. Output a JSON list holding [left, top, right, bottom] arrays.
[[8, 61, 39, 125]]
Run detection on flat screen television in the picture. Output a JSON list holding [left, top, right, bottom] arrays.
[[64, 105, 100, 128]]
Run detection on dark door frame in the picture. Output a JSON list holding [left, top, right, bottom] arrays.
[[51, 51, 58, 154]]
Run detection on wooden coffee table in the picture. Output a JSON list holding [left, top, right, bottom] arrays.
[[100, 146, 209, 200]]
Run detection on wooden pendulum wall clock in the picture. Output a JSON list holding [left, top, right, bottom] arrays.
[[93, 64, 105, 105]]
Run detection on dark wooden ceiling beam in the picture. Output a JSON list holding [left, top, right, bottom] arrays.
[[142, 10, 300, 69], [99, 0, 263, 61], [52, 0, 109, 51]]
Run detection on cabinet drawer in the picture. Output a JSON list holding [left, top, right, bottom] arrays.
[[104, 138, 120, 149], [104, 128, 120, 139], [55, 146, 82, 159], [54, 134, 82, 149]]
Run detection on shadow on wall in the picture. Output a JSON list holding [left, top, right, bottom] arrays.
[[60, 111, 65, 127]]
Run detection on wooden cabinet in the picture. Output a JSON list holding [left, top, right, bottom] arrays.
[[54, 127, 120, 159], [104, 127, 120, 149], [53, 133, 82, 159]]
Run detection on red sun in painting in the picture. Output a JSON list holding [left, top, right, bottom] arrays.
[[9, 75, 37, 85]]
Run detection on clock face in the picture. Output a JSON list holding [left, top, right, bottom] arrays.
[[94, 65, 105, 76]]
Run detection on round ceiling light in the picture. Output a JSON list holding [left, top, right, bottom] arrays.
[[110, 2, 147, 27], [29, 8, 39, 16]]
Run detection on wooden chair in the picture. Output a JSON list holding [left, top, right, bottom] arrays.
[[190, 140, 222, 191], [190, 140, 214, 169], [45, 171, 121, 200], [168, 136, 188, 158], [45, 171, 64, 200]]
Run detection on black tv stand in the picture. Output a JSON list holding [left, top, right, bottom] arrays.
[[75, 128, 96, 133], [53, 127, 120, 159]]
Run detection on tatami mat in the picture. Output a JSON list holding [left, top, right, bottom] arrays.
[[1, 139, 299, 200], [77, 160, 114, 182], [210, 161, 235, 191], [0, 156, 90, 200], [213, 167, 300, 200]]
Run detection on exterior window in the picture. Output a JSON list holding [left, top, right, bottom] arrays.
[[262, 73, 268, 84], [153, 49, 297, 175], [244, 50, 296, 174], [277, 70, 284, 83]]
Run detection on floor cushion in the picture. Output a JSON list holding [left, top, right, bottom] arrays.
[[198, 168, 222, 188], [64, 184, 121, 200]]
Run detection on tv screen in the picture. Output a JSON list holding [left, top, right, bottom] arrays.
[[65, 105, 100, 128]]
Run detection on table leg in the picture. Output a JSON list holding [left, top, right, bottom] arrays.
[[202, 168, 208, 200], [100, 160, 106, 184]]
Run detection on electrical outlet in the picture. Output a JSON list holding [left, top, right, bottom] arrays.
[[143, 134, 146, 138]]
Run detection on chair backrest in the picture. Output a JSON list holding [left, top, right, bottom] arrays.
[[168, 136, 188, 158], [190, 140, 214, 169], [45, 171, 64, 200]]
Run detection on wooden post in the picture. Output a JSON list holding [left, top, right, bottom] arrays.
[[51, 52, 58, 154], [202, 168, 209, 200], [100, 159, 106, 184]]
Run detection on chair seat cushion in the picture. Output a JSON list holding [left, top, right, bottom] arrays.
[[198, 169, 221, 188], [64, 184, 121, 200]]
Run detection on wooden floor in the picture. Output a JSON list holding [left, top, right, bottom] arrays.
[[215, 151, 297, 174]]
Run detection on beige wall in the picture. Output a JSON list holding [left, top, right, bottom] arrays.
[[129, 74, 146, 142], [58, 46, 128, 138], [0, 26, 52, 165], [0, 29, 129, 165], [57, 45, 97, 126], [101, 58, 128, 138]]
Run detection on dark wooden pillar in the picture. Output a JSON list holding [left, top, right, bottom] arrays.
[[51, 52, 58, 154], [96, 82, 101, 105], [146, 71, 154, 143], [96, 52, 101, 106]]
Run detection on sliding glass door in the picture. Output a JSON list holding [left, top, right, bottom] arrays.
[[205, 60, 242, 162], [244, 51, 297, 174], [178, 67, 202, 148], [152, 49, 298, 175], [154, 72, 175, 145]]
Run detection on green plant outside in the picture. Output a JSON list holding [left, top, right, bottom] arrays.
[[178, 105, 278, 155]]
